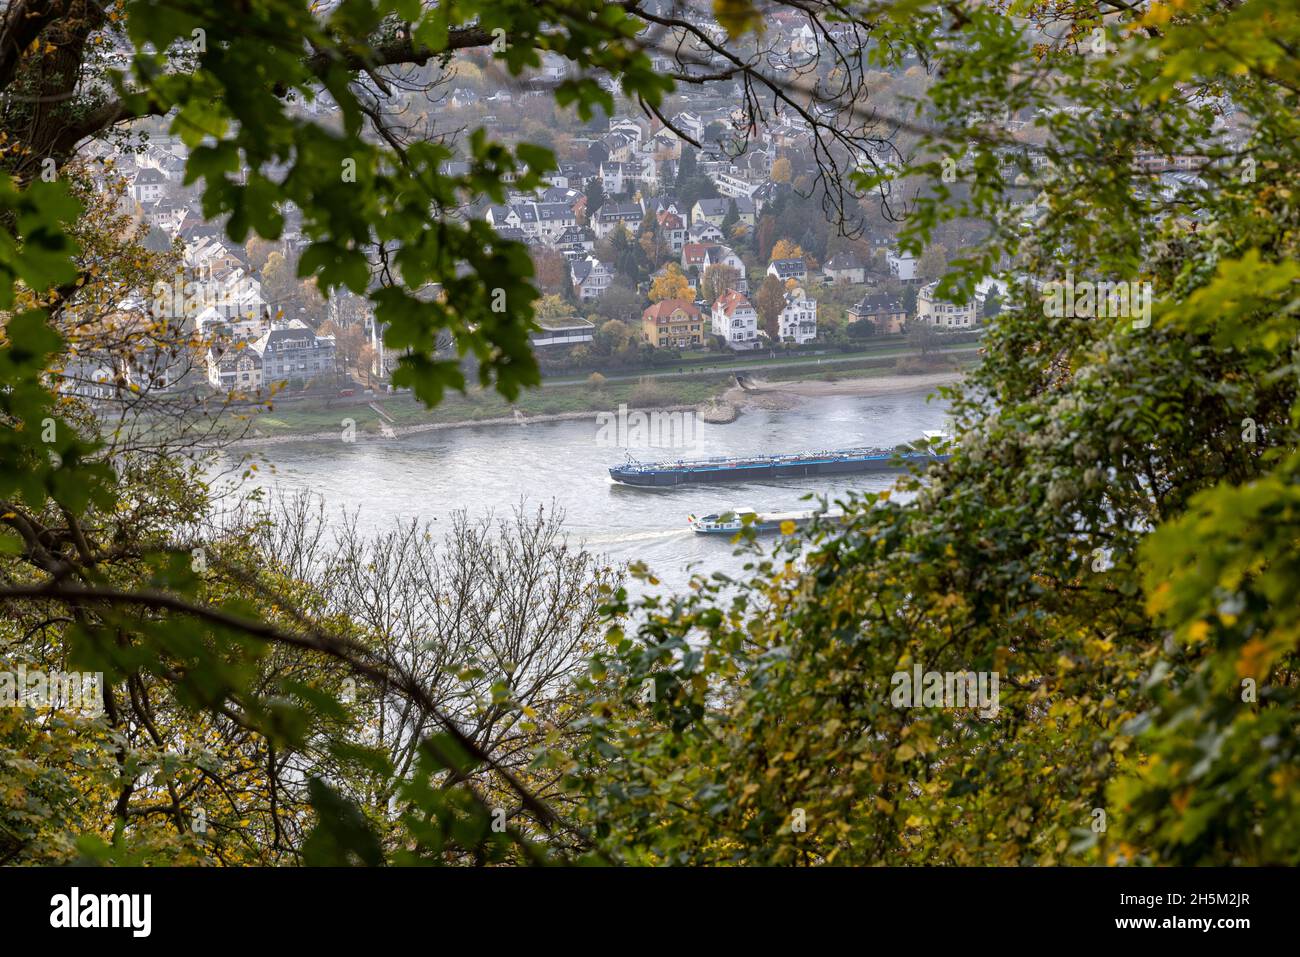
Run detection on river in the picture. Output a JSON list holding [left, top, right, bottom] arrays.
[[210, 387, 952, 593]]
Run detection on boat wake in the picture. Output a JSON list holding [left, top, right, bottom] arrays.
[[576, 527, 694, 545]]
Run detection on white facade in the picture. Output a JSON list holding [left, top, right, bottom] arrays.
[[132, 168, 166, 204], [710, 290, 759, 349], [778, 288, 817, 344], [571, 257, 614, 302], [887, 250, 918, 282]]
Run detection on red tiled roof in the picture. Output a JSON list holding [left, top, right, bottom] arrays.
[[682, 242, 718, 265], [714, 289, 752, 317], [643, 299, 701, 322]]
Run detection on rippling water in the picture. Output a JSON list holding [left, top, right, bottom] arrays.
[[212, 388, 951, 592]]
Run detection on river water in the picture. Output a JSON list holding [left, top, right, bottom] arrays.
[[211, 388, 951, 593]]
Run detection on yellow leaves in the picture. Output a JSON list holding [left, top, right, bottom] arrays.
[[1141, 2, 1174, 27], [779, 520, 796, 536], [895, 743, 916, 761], [1268, 767, 1298, 797], [1088, 637, 1114, 657], [904, 814, 923, 828], [1146, 580, 1173, 616], [936, 592, 964, 612], [874, 797, 894, 814], [1235, 637, 1271, 680], [1186, 619, 1211, 643]]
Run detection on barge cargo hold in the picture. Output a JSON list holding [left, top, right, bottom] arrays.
[[609, 446, 948, 488]]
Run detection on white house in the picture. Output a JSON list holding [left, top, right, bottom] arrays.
[[555, 225, 596, 261], [657, 211, 688, 254], [486, 204, 523, 234], [711, 289, 760, 350], [704, 244, 747, 289], [538, 51, 569, 83], [132, 167, 167, 204], [777, 287, 817, 344], [571, 256, 615, 302], [767, 258, 808, 283], [206, 342, 262, 392], [536, 203, 577, 243], [673, 111, 704, 143], [887, 250, 918, 282], [600, 161, 636, 196], [591, 201, 644, 239], [688, 220, 724, 244], [608, 117, 644, 146], [823, 255, 866, 284]]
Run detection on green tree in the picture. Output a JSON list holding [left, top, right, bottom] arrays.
[[902, 283, 918, 316], [721, 199, 739, 234], [583, 177, 605, 223]]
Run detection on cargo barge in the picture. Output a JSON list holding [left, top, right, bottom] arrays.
[[609, 445, 947, 488]]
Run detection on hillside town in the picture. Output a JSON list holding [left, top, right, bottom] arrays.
[[77, 3, 1226, 408]]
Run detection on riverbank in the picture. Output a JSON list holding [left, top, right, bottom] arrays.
[[221, 352, 975, 449], [723, 368, 965, 411]]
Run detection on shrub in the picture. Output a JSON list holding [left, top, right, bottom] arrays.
[[628, 379, 672, 408]]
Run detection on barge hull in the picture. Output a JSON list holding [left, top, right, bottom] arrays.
[[610, 453, 944, 487]]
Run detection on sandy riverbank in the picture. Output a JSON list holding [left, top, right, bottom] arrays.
[[223, 405, 705, 449], [723, 370, 964, 410]]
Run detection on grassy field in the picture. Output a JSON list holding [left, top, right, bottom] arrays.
[[230, 375, 730, 437]]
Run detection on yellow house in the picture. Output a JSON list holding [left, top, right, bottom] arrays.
[[641, 299, 704, 348]]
